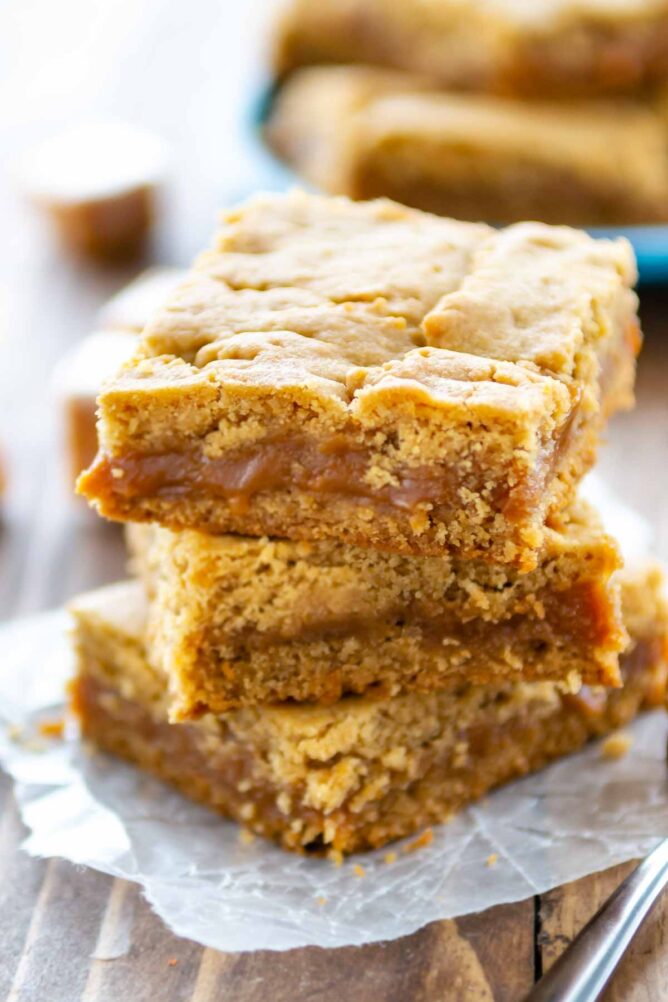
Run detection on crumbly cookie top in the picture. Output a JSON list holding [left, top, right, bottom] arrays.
[[131, 191, 635, 413]]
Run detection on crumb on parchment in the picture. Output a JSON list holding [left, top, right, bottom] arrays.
[[353, 864, 366, 878], [384, 852, 398, 865], [38, 718, 65, 739], [403, 828, 433, 854], [601, 731, 633, 759], [327, 848, 344, 867], [486, 854, 498, 867], [6, 724, 46, 753], [316, 896, 328, 906]]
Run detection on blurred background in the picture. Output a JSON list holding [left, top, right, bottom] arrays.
[[0, 0, 667, 623], [0, 0, 667, 993], [0, 0, 277, 615]]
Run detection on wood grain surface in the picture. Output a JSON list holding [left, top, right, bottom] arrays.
[[1, 196, 668, 1002]]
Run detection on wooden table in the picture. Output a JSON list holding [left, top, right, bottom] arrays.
[[1, 208, 668, 999]]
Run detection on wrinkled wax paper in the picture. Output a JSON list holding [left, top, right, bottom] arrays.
[[0, 477, 666, 952]]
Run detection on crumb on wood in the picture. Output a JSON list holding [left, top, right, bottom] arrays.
[[38, 718, 65, 739], [601, 731, 633, 760], [353, 864, 366, 878], [384, 852, 398, 865], [486, 853, 498, 868], [167, 958, 178, 967], [403, 828, 433, 854]]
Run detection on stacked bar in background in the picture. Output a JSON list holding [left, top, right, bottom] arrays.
[[71, 191, 668, 854], [266, 2, 668, 226], [265, 65, 668, 226], [53, 267, 185, 482], [273, 0, 668, 98]]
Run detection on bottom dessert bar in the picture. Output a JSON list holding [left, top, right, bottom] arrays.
[[70, 569, 668, 855]]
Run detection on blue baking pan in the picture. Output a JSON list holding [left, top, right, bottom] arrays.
[[240, 82, 668, 285]]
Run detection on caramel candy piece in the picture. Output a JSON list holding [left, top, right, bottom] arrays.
[[19, 123, 169, 261]]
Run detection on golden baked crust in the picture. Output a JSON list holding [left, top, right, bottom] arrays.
[[126, 499, 626, 719], [273, 0, 668, 98], [266, 65, 668, 226], [77, 192, 639, 567], [69, 565, 668, 853]]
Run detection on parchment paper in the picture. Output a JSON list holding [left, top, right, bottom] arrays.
[[0, 477, 666, 952]]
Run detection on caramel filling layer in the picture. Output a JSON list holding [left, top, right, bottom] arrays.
[[72, 637, 663, 853], [81, 410, 578, 523], [564, 636, 668, 719], [211, 581, 624, 668]]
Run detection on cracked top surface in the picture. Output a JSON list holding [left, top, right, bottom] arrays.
[[118, 192, 636, 420]]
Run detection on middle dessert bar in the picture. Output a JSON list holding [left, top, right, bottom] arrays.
[[78, 192, 639, 567], [128, 499, 626, 719]]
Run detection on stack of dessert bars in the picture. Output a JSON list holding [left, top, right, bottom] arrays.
[[71, 191, 668, 855], [266, 1, 668, 227]]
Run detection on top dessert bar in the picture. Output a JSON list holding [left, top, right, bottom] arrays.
[[78, 192, 640, 567], [274, 0, 668, 98], [266, 65, 668, 226]]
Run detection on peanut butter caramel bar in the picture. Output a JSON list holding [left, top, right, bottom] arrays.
[[127, 500, 626, 719], [274, 0, 668, 98], [53, 269, 186, 481], [56, 332, 140, 484], [267, 66, 668, 226], [78, 193, 639, 567], [69, 565, 668, 854]]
